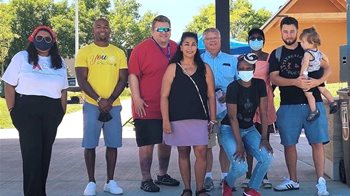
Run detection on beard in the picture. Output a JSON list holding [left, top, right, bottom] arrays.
[[283, 37, 297, 46]]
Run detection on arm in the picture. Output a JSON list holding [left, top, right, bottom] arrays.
[[160, 64, 176, 134], [107, 69, 128, 104], [128, 73, 148, 118], [4, 83, 16, 112], [270, 71, 311, 90], [205, 64, 216, 122], [61, 89, 67, 113], [258, 96, 273, 153], [227, 103, 245, 161], [300, 52, 311, 77]]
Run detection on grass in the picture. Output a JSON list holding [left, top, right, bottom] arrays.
[[0, 83, 346, 129]]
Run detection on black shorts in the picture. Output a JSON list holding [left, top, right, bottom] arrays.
[[134, 119, 163, 147]]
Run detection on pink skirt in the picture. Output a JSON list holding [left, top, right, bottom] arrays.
[[164, 119, 208, 146]]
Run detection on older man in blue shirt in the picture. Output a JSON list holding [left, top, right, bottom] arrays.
[[201, 28, 238, 192]]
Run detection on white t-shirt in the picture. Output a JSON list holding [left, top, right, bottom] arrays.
[[2, 51, 68, 99]]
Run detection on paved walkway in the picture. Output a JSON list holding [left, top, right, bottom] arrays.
[[1, 100, 350, 195]]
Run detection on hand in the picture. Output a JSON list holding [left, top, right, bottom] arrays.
[[218, 93, 226, 103], [98, 98, 112, 113], [207, 120, 218, 133], [295, 76, 312, 91], [163, 120, 172, 134], [308, 77, 322, 89], [233, 142, 246, 162], [260, 139, 274, 154], [133, 96, 148, 118]]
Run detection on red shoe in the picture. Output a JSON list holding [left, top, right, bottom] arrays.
[[222, 180, 233, 196], [243, 188, 261, 196]]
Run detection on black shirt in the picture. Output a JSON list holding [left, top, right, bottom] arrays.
[[168, 63, 208, 121], [269, 43, 322, 105], [222, 78, 267, 129]]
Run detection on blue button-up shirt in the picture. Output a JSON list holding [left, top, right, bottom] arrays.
[[201, 51, 238, 92]]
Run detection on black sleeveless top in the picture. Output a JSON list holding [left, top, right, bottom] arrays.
[[168, 63, 208, 121]]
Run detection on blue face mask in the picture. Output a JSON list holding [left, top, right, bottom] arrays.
[[34, 39, 54, 51], [249, 40, 264, 51], [238, 70, 254, 82]]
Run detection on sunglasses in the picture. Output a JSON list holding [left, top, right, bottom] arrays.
[[249, 36, 263, 41], [155, 27, 171, 33], [35, 35, 52, 43]]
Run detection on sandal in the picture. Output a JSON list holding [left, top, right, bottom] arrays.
[[307, 109, 320, 121], [195, 188, 209, 196], [181, 189, 192, 196], [329, 102, 338, 114]]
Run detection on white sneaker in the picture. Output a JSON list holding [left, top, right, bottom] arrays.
[[104, 180, 123, 195], [316, 177, 329, 196], [273, 178, 299, 191], [84, 182, 96, 196]]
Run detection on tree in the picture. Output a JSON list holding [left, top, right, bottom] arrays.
[[0, 3, 14, 74], [109, 0, 156, 52], [185, 0, 271, 41], [5, 0, 54, 66]]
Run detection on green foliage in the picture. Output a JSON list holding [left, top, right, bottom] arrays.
[[0, 0, 156, 72], [185, 0, 271, 41]]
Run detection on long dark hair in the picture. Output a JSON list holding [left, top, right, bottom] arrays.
[[169, 32, 206, 75], [26, 37, 63, 69]]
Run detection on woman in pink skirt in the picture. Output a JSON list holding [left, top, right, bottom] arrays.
[[161, 32, 216, 196]]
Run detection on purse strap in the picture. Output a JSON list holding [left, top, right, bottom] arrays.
[[177, 62, 208, 118]]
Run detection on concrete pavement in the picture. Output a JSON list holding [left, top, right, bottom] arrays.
[[0, 99, 349, 196]]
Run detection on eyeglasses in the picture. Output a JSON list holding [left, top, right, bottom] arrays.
[[155, 27, 171, 33], [35, 35, 52, 43], [249, 36, 263, 41]]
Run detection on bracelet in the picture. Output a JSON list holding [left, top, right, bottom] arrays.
[[208, 120, 217, 125], [96, 97, 102, 103]]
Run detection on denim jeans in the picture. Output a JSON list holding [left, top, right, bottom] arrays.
[[218, 124, 273, 190]]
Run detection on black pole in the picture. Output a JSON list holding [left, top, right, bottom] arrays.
[[215, 0, 230, 53]]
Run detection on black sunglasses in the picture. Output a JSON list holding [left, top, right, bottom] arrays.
[[35, 35, 52, 43], [249, 36, 263, 41]]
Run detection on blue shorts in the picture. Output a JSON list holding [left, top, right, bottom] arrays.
[[82, 102, 123, 148], [276, 102, 329, 146]]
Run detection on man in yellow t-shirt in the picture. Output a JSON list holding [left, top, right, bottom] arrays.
[[75, 18, 128, 196]]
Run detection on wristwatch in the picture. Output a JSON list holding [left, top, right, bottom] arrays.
[[96, 97, 102, 103]]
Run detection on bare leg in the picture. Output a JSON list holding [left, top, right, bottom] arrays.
[[106, 147, 117, 181], [84, 148, 96, 182], [284, 145, 298, 181], [139, 145, 154, 180], [305, 91, 317, 112], [206, 148, 213, 172], [318, 87, 334, 103], [158, 143, 171, 176], [178, 146, 191, 190], [193, 145, 207, 191], [311, 143, 325, 179], [219, 145, 229, 173]]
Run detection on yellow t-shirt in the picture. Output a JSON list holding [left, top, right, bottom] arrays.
[[75, 43, 127, 106]]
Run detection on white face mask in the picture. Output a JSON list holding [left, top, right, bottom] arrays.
[[249, 40, 264, 51], [238, 70, 254, 82]]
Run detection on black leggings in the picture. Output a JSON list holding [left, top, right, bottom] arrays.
[[10, 93, 64, 196]]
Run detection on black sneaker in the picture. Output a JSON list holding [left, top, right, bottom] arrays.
[[140, 179, 160, 192], [154, 174, 180, 186]]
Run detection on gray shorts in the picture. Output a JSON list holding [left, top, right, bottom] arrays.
[[82, 102, 122, 148]]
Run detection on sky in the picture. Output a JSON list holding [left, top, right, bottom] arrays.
[[137, 0, 289, 41]]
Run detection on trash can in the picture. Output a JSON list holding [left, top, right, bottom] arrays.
[[337, 88, 350, 186], [0, 80, 4, 98]]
